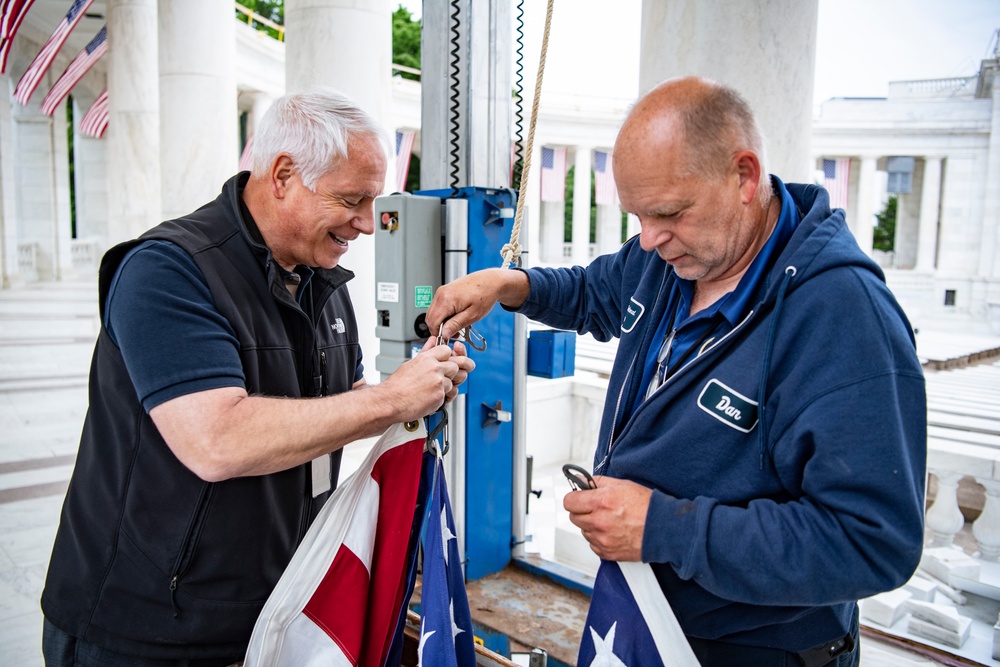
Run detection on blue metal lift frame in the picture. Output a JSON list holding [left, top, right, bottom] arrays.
[[417, 186, 517, 581]]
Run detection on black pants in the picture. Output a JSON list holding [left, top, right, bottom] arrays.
[[42, 619, 242, 667], [687, 613, 860, 667]]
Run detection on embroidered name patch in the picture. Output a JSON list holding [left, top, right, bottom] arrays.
[[697, 379, 759, 433], [621, 297, 645, 333]]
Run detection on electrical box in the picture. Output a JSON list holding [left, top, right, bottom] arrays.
[[527, 330, 576, 378], [373, 194, 444, 377]]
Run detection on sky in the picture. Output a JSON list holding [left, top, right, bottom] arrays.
[[399, 0, 1000, 105]]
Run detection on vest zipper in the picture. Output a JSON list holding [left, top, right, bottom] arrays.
[[168, 483, 212, 618]]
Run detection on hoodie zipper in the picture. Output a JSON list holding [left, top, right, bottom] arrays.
[[602, 308, 758, 471]]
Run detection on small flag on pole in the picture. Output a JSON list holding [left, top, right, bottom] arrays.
[[395, 130, 415, 192], [540, 146, 567, 202], [40, 25, 107, 116], [78, 87, 107, 138], [239, 135, 254, 172], [13, 0, 95, 106], [822, 158, 851, 210], [0, 0, 39, 73], [594, 149, 618, 206]]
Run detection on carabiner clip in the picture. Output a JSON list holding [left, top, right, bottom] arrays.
[[425, 409, 449, 457]]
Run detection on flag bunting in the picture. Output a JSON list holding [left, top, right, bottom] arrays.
[[40, 24, 106, 116], [0, 0, 38, 73], [13, 0, 94, 106], [79, 87, 107, 138]]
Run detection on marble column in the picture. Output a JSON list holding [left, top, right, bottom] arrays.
[[524, 143, 542, 269], [50, 111, 74, 279], [853, 157, 878, 256], [571, 147, 592, 265], [596, 205, 622, 256], [639, 0, 818, 183], [981, 69, 1000, 279], [106, 0, 161, 244], [159, 0, 238, 221], [0, 76, 19, 287], [285, 0, 392, 385], [915, 157, 943, 272]]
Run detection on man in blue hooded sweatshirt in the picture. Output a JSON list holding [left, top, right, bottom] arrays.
[[427, 77, 926, 666]]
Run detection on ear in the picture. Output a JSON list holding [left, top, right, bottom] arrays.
[[734, 151, 763, 205], [270, 154, 296, 199]]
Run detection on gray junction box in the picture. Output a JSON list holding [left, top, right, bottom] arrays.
[[373, 194, 444, 377]]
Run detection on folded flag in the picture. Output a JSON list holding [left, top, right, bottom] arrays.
[[578, 560, 701, 667]]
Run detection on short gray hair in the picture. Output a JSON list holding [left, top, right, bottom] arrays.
[[677, 82, 772, 204], [251, 88, 391, 190]]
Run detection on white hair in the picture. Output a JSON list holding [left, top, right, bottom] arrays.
[[250, 88, 391, 190]]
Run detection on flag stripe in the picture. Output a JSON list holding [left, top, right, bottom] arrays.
[[40, 25, 107, 116], [0, 0, 38, 73], [594, 149, 618, 206], [823, 157, 850, 210], [303, 544, 371, 663], [79, 88, 107, 137], [14, 0, 94, 106], [239, 136, 254, 172], [395, 130, 415, 192], [540, 146, 567, 202]]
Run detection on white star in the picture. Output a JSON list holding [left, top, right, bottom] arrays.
[[587, 622, 627, 667], [450, 599, 465, 644], [440, 507, 456, 565], [418, 619, 436, 666]]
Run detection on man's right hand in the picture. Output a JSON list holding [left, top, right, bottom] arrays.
[[377, 337, 475, 421], [426, 268, 531, 341]]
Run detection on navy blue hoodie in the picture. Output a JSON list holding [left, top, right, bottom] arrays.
[[518, 181, 926, 650]]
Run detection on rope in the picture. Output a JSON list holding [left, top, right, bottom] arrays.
[[501, 0, 554, 270]]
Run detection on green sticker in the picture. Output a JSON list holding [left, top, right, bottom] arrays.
[[414, 285, 433, 308]]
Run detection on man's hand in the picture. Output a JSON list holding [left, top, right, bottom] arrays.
[[563, 475, 653, 562], [427, 268, 530, 341], [377, 337, 475, 420]]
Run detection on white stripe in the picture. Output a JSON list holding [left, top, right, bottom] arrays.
[[341, 473, 379, 571], [619, 561, 701, 667], [273, 615, 353, 667]]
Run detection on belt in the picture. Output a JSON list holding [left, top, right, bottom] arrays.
[[687, 631, 855, 667]]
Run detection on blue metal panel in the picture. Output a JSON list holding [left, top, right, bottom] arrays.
[[417, 187, 517, 581]]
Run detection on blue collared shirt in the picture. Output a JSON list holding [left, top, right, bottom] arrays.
[[633, 177, 799, 410]]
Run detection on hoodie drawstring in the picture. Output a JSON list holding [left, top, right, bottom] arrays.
[[758, 265, 796, 469]]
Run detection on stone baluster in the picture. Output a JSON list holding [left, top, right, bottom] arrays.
[[925, 471, 966, 547], [973, 479, 1000, 561]]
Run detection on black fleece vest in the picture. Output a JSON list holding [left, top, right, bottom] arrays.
[[41, 174, 361, 659]]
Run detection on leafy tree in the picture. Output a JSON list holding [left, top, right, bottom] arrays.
[[392, 5, 421, 80], [873, 196, 897, 252], [237, 1, 284, 40]]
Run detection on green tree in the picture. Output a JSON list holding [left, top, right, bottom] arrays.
[[392, 5, 421, 80], [873, 196, 898, 252], [237, 1, 284, 40]]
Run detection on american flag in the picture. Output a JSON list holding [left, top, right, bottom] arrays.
[[416, 452, 476, 667], [594, 149, 618, 206], [578, 560, 701, 667], [0, 0, 38, 73], [39, 25, 106, 116], [540, 146, 566, 202], [395, 129, 415, 192], [244, 421, 475, 667], [823, 158, 851, 210], [13, 0, 94, 106], [79, 87, 107, 137], [239, 135, 254, 172]]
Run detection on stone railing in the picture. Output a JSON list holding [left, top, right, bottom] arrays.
[[70, 238, 102, 275], [926, 441, 1000, 559]]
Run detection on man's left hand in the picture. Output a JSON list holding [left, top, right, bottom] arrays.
[[563, 475, 652, 561]]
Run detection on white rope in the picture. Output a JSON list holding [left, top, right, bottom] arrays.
[[501, 0, 555, 270]]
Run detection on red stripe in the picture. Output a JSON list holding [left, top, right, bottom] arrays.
[[301, 437, 424, 667], [304, 543, 370, 664]]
